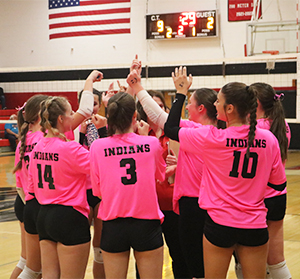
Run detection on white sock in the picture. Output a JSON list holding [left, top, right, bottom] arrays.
[[17, 266, 41, 279], [268, 261, 292, 279]]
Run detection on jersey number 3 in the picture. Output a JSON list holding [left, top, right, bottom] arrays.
[[37, 164, 55, 189], [120, 158, 137, 185], [229, 151, 258, 179]]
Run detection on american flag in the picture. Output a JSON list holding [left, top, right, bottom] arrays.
[[48, 0, 131, 40]]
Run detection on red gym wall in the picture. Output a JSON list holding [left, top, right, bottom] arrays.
[[5, 92, 78, 111]]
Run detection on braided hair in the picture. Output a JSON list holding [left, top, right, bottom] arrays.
[[13, 94, 48, 173], [40, 96, 69, 141], [221, 82, 258, 158]]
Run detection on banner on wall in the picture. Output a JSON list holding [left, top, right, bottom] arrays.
[[48, 0, 131, 40], [228, 0, 262, 21]]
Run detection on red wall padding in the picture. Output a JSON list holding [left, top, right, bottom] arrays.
[[5, 92, 78, 111]]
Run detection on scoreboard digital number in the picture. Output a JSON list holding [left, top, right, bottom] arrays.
[[146, 10, 217, 40]]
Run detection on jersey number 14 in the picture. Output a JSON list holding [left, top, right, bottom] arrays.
[[37, 164, 55, 189]]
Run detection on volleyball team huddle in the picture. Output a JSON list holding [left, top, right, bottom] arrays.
[[11, 55, 291, 279]]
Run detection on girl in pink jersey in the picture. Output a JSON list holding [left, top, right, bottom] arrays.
[[27, 70, 103, 279], [159, 66, 286, 279], [77, 88, 107, 279], [12, 95, 48, 279], [127, 56, 225, 278], [90, 92, 166, 279], [251, 82, 291, 279], [136, 90, 190, 279]]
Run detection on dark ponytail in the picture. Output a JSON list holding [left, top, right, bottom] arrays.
[[221, 82, 257, 158], [251, 82, 288, 161]]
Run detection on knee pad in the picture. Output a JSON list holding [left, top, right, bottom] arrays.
[[16, 256, 26, 270], [234, 263, 243, 279], [17, 266, 41, 279], [94, 247, 103, 264], [268, 260, 291, 279]]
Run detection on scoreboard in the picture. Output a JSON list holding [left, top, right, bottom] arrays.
[[146, 10, 217, 40]]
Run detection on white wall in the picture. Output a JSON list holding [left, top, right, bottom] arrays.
[[0, 0, 297, 69]]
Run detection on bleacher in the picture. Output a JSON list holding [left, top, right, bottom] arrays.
[[0, 109, 18, 153]]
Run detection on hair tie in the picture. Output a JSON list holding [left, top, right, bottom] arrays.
[[245, 86, 249, 91], [24, 121, 30, 124], [274, 93, 284, 101], [16, 102, 27, 111]]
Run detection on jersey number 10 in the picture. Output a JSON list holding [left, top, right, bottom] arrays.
[[229, 151, 258, 179]]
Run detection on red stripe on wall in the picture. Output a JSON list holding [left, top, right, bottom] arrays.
[[49, 7, 130, 19], [49, 28, 130, 39], [49, 18, 130, 29], [80, 0, 130, 6]]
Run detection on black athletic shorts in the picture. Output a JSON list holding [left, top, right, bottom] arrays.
[[264, 194, 286, 221], [87, 189, 101, 209], [100, 217, 163, 253], [14, 195, 25, 223], [24, 198, 41, 235], [37, 204, 91, 246], [204, 214, 269, 248]]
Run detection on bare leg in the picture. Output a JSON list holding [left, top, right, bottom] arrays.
[[57, 242, 90, 279], [134, 246, 164, 279], [237, 242, 268, 279], [102, 250, 130, 279], [10, 222, 26, 279], [92, 203, 105, 279], [267, 220, 285, 265], [203, 235, 234, 278], [40, 240, 60, 279], [25, 233, 41, 273]]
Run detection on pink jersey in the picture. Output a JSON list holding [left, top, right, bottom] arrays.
[[64, 130, 74, 140], [28, 137, 90, 218], [257, 118, 291, 199], [172, 120, 204, 214], [179, 124, 286, 229], [90, 133, 165, 222], [15, 131, 44, 202]]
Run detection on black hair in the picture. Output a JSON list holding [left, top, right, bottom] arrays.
[[221, 82, 257, 157], [251, 82, 288, 161]]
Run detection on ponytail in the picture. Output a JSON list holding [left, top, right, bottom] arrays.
[[13, 95, 48, 173]]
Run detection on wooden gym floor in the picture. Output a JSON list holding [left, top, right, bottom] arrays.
[[0, 150, 299, 278]]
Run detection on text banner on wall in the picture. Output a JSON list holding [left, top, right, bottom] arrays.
[[228, 0, 262, 21]]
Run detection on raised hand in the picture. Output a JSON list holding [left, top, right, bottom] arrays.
[[171, 66, 193, 95], [126, 69, 143, 94], [87, 70, 103, 83], [84, 70, 103, 92], [102, 82, 115, 107], [130, 54, 142, 75], [117, 80, 127, 93]]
